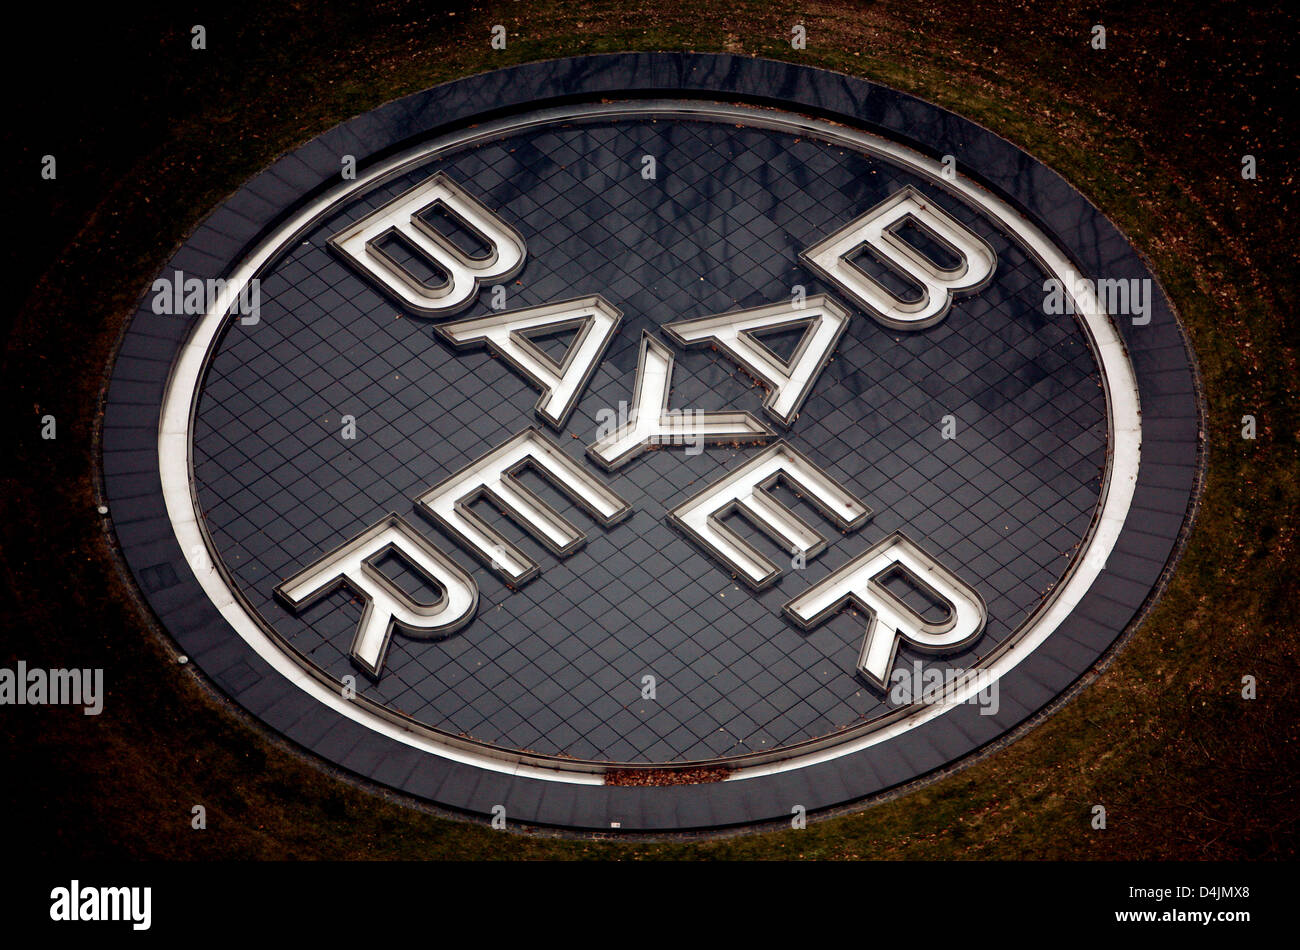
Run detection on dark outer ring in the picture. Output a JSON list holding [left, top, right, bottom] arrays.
[[100, 53, 1203, 833]]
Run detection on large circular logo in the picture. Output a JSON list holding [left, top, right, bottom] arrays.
[[102, 54, 1200, 832]]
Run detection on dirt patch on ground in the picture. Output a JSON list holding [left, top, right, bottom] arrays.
[[605, 767, 734, 787]]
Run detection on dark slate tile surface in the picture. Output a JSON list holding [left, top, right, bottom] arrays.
[[190, 114, 1108, 765]]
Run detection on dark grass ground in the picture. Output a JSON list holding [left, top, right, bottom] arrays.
[[0, 0, 1296, 859]]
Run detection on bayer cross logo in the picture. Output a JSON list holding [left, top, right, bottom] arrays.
[[103, 55, 1200, 831], [277, 171, 995, 691]]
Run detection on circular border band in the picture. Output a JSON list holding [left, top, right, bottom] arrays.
[[101, 53, 1203, 832]]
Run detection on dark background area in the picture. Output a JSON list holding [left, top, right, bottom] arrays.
[[1, 1, 1295, 858]]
